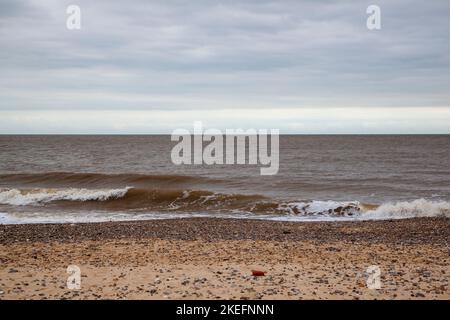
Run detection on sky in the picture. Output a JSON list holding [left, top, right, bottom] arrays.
[[0, 0, 449, 134]]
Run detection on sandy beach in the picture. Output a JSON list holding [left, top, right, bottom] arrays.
[[0, 217, 449, 300]]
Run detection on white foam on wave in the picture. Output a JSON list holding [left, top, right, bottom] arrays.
[[276, 198, 450, 220], [277, 200, 361, 216], [361, 198, 450, 220], [0, 187, 131, 206]]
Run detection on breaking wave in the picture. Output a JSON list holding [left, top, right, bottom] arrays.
[[0, 187, 131, 206], [276, 199, 450, 219], [360, 198, 450, 220], [0, 187, 448, 220]]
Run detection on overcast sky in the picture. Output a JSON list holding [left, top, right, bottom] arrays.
[[0, 0, 449, 133]]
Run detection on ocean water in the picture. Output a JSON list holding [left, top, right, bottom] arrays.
[[0, 135, 449, 224]]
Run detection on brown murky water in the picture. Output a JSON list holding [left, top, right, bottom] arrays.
[[0, 135, 449, 223]]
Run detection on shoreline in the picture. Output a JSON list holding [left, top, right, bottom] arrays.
[[1, 217, 448, 244], [1, 217, 449, 299]]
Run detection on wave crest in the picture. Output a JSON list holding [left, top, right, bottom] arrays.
[[0, 187, 131, 206], [362, 198, 450, 220], [0, 172, 215, 188]]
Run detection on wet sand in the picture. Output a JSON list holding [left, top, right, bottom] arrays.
[[0, 218, 449, 299]]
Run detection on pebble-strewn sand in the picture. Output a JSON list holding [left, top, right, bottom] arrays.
[[0, 218, 448, 300]]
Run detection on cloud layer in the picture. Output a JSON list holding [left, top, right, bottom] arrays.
[[0, 0, 449, 133]]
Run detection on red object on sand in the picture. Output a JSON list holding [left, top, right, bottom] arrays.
[[252, 270, 265, 276]]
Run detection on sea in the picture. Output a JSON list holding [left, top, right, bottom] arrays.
[[0, 135, 449, 224]]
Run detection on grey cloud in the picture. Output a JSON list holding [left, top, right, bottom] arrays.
[[0, 0, 449, 133]]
